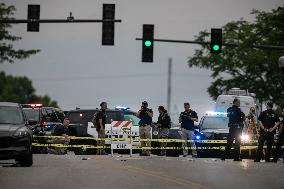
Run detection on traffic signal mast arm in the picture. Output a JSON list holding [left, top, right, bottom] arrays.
[[0, 19, 122, 23], [136, 38, 284, 50]]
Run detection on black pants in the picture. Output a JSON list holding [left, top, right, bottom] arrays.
[[273, 130, 284, 161], [255, 132, 274, 161], [223, 127, 242, 159]]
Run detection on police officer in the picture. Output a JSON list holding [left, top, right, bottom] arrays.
[[157, 106, 171, 156], [179, 102, 198, 157], [272, 108, 284, 163], [255, 101, 280, 162], [137, 101, 153, 156], [95, 102, 108, 155], [222, 98, 245, 161]]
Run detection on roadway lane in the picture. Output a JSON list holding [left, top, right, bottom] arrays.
[[0, 154, 283, 189]]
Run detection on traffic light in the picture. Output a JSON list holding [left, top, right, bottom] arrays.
[[210, 28, 222, 53], [102, 4, 115, 45], [27, 5, 40, 32], [142, 24, 154, 62]]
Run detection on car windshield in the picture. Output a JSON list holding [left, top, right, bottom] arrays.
[[0, 106, 25, 125], [201, 116, 228, 129], [23, 108, 40, 122], [42, 108, 64, 122], [124, 114, 140, 126]]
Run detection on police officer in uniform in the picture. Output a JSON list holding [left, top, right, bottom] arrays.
[[137, 101, 153, 156], [273, 108, 284, 163], [222, 98, 245, 161], [96, 102, 108, 155], [255, 101, 280, 162], [157, 106, 171, 156], [179, 102, 198, 157]]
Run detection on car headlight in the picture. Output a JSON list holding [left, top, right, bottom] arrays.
[[240, 134, 250, 141], [14, 127, 29, 137]]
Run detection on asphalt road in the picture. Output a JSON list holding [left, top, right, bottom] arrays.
[[0, 154, 284, 189]]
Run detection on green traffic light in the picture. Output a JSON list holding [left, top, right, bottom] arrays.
[[144, 40, 152, 47], [213, 44, 220, 51]]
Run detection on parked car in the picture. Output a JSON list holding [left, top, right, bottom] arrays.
[[195, 111, 255, 158], [22, 104, 65, 154], [0, 102, 34, 166]]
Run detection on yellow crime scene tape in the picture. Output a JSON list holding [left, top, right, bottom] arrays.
[[33, 135, 259, 143], [32, 143, 275, 150], [33, 136, 283, 150]]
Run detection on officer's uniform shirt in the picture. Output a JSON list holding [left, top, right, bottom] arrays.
[[97, 110, 107, 129], [138, 108, 153, 126], [258, 109, 280, 133], [227, 105, 245, 128], [157, 111, 171, 129], [180, 110, 198, 131]]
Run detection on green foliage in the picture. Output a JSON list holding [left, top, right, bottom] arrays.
[[0, 71, 58, 107], [188, 7, 284, 107], [0, 3, 40, 63]]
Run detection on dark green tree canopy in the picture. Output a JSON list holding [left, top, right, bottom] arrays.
[[0, 3, 40, 63], [188, 7, 284, 107], [0, 71, 58, 107]]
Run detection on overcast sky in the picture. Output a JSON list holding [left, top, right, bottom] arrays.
[[1, 0, 283, 123]]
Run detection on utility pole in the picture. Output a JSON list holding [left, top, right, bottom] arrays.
[[167, 57, 172, 114]]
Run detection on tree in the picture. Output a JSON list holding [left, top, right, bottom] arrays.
[[0, 3, 40, 63], [0, 71, 58, 107], [188, 7, 284, 107]]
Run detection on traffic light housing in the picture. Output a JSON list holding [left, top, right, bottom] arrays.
[[210, 28, 222, 53], [27, 5, 40, 32], [102, 4, 115, 45], [142, 24, 154, 62]]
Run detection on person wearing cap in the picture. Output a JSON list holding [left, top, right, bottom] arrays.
[[157, 106, 171, 156], [221, 98, 245, 161], [272, 108, 284, 163], [255, 101, 280, 162], [179, 102, 198, 157], [137, 101, 153, 156]]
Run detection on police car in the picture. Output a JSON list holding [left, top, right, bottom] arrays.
[[22, 104, 64, 134], [195, 111, 252, 158]]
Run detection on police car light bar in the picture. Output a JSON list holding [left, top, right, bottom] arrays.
[[30, 104, 43, 108], [205, 111, 227, 116], [115, 106, 130, 110]]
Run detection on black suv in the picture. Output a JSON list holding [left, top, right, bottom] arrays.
[[66, 109, 125, 154], [67, 109, 125, 136], [0, 102, 34, 166]]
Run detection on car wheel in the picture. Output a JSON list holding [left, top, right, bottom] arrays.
[[18, 152, 33, 167]]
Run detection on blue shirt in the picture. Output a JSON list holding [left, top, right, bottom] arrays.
[[180, 110, 198, 131], [227, 105, 245, 127], [138, 108, 153, 126]]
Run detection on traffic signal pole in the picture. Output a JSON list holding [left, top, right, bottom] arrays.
[[0, 4, 120, 45], [136, 38, 284, 50]]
